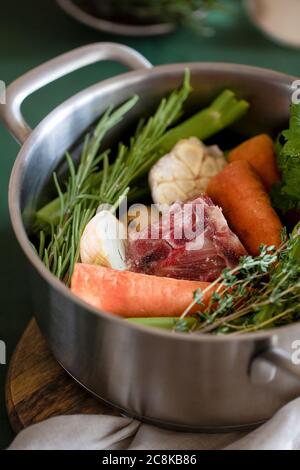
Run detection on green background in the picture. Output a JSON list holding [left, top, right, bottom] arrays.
[[0, 0, 299, 449]]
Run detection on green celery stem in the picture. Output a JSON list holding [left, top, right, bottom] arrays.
[[127, 317, 197, 330], [156, 90, 249, 154]]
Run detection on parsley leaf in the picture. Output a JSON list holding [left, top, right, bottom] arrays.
[[271, 103, 300, 213]]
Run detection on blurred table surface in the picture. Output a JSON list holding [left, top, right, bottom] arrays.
[[0, 0, 300, 449]]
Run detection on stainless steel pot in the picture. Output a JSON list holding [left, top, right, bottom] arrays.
[[2, 42, 300, 431]]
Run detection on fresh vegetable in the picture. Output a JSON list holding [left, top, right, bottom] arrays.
[[128, 317, 198, 331], [177, 225, 300, 334], [34, 85, 249, 230], [149, 137, 226, 205], [80, 210, 127, 269], [271, 103, 300, 214], [156, 89, 249, 156], [228, 134, 280, 191], [207, 160, 283, 255], [71, 264, 216, 317]]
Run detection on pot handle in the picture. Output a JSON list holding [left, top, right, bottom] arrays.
[[2, 42, 152, 145], [250, 346, 300, 384]]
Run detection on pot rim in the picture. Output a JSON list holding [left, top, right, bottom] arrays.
[[8, 61, 298, 344]]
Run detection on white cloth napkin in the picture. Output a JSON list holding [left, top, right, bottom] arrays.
[[8, 396, 300, 450]]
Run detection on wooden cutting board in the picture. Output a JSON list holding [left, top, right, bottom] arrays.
[[5, 319, 117, 433]]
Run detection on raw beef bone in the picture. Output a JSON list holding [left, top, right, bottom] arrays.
[[126, 196, 247, 282]]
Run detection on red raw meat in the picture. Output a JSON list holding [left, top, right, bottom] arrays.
[[126, 196, 247, 282]]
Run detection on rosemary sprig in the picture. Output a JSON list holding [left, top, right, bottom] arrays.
[[39, 98, 137, 283], [176, 225, 300, 334]]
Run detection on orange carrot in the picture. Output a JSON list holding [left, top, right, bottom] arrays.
[[207, 160, 283, 255], [228, 134, 280, 191], [71, 264, 216, 318]]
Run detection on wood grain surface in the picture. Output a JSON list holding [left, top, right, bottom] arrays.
[[5, 319, 116, 433]]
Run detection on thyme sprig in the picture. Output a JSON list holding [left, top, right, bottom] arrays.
[[176, 226, 300, 334]]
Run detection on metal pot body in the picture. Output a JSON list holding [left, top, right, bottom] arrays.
[[3, 43, 300, 431]]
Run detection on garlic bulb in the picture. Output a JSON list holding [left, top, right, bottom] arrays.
[[80, 210, 127, 270], [149, 137, 226, 205]]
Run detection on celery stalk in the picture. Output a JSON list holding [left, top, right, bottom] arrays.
[[156, 90, 249, 155], [127, 317, 197, 331]]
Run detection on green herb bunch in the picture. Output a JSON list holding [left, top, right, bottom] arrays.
[[91, 0, 224, 32], [176, 226, 300, 334], [37, 73, 191, 284], [271, 102, 300, 214]]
